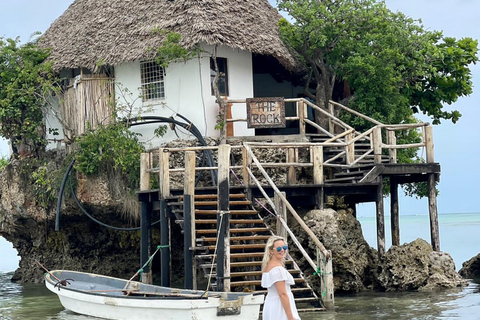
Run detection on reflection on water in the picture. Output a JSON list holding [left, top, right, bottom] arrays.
[[1, 271, 480, 320]]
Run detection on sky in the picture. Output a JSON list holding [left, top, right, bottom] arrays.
[[2, 0, 475, 216], [0, 0, 479, 270], [0, 1, 479, 210]]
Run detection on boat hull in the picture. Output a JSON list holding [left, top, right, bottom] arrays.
[[45, 270, 264, 320]]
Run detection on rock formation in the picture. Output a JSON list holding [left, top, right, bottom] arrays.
[[459, 254, 480, 280], [290, 209, 467, 293], [0, 152, 469, 293]]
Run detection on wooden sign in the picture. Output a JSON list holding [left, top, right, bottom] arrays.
[[246, 97, 286, 129]]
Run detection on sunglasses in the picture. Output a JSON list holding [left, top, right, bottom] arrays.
[[275, 245, 288, 252]]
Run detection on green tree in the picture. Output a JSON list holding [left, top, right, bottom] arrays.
[[277, 0, 478, 127], [0, 37, 59, 156]]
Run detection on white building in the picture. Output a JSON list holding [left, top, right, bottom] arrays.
[[39, 0, 304, 149]]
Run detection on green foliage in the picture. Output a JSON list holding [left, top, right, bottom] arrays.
[[277, 0, 478, 125], [152, 31, 200, 68], [0, 37, 59, 154], [0, 156, 9, 172], [154, 125, 168, 138], [32, 162, 56, 209], [75, 123, 145, 188]]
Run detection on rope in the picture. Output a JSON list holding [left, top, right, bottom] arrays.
[[312, 248, 331, 297], [202, 211, 225, 297], [123, 245, 169, 289], [229, 168, 277, 218]]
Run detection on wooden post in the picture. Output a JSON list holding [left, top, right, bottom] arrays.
[[390, 177, 400, 246], [323, 251, 335, 310], [428, 173, 440, 251], [312, 146, 324, 209], [424, 125, 434, 163], [376, 178, 385, 256], [217, 144, 231, 292], [287, 148, 297, 185], [183, 151, 196, 289], [328, 102, 335, 134], [226, 102, 234, 137], [346, 132, 354, 165], [242, 146, 252, 202], [373, 126, 383, 164], [387, 130, 397, 163], [159, 149, 171, 287], [298, 100, 306, 138], [275, 192, 287, 240], [139, 153, 152, 284]]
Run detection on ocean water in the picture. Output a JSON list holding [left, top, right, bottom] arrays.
[[1, 212, 479, 319]]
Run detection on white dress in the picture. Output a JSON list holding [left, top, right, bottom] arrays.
[[261, 266, 301, 320]]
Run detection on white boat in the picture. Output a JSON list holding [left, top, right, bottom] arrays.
[[45, 270, 264, 320]]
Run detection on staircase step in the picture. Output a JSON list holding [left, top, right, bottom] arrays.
[[230, 270, 300, 278], [297, 307, 327, 313], [167, 200, 252, 207], [197, 235, 271, 242], [196, 252, 265, 260], [230, 278, 305, 287], [196, 227, 270, 235], [207, 243, 266, 250], [294, 297, 320, 303], [179, 194, 246, 200], [194, 200, 252, 206], [192, 219, 264, 224], [195, 209, 258, 215]]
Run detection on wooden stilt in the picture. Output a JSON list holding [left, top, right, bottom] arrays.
[[376, 178, 385, 256], [217, 144, 231, 292], [428, 173, 440, 251], [159, 150, 171, 287], [140, 153, 152, 284], [275, 192, 287, 240], [390, 177, 400, 246], [183, 151, 196, 289]]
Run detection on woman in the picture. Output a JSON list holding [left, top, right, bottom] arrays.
[[261, 235, 301, 320]]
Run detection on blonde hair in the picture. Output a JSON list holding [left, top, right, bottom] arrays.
[[261, 235, 286, 271]]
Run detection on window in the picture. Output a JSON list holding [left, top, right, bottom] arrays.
[[140, 60, 165, 101], [210, 57, 229, 96]]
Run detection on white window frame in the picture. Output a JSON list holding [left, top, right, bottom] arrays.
[[140, 60, 166, 102]]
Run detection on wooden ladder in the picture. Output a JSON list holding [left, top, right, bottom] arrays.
[[170, 191, 325, 311]]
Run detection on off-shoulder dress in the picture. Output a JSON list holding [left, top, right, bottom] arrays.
[[261, 266, 300, 320]]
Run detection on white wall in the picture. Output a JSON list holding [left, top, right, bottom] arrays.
[[114, 43, 255, 148]]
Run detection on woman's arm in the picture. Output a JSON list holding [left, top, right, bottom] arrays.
[[274, 280, 298, 320]]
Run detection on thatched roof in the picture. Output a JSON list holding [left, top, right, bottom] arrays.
[[39, 0, 298, 72]]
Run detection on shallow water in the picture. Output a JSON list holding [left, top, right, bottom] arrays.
[[1, 212, 479, 319], [1, 271, 479, 320]]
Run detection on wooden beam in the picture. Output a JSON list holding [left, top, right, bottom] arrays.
[[217, 144, 231, 292], [140, 153, 152, 285], [390, 177, 399, 246], [287, 148, 297, 185], [428, 173, 440, 251], [373, 127, 382, 164], [376, 179, 385, 256], [184, 151, 196, 289], [275, 192, 287, 240]]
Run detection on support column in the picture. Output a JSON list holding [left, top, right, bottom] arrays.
[[390, 177, 400, 246], [428, 173, 440, 251], [183, 151, 196, 289], [159, 150, 171, 287], [139, 153, 152, 284], [217, 144, 231, 292], [275, 192, 287, 240], [376, 178, 385, 256], [312, 146, 324, 209]]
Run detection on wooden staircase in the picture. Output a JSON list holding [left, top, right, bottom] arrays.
[[310, 132, 390, 184], [168, 191, 325, 311]]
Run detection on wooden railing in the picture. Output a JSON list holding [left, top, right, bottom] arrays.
[[140, 143, 335, 309], [226, 98, 435, 166]]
